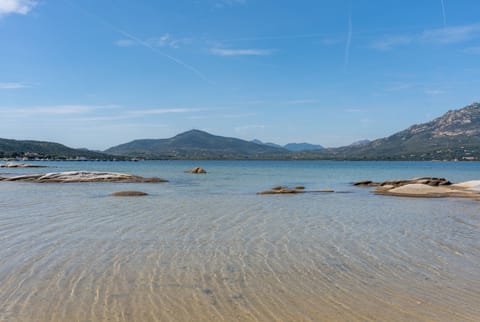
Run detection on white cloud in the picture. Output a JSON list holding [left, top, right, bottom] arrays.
[[210, 48, 274, 56], [0, 0, 37, 16], [0, 82, 30, 89]]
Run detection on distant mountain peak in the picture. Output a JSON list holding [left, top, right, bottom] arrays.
[[175, 129, 210, 137], [106, 130, 288, 159]]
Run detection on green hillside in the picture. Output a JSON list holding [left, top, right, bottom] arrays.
[[0, 138, 119, 160], [105, 130, 290, 159]]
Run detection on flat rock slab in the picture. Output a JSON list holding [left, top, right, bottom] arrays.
[[0, 162, 47, 168], [0, 171, 167, 183], [355, 177, 480, 200], [111, 191, 149, 197]]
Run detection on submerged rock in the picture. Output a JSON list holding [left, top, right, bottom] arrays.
[[257, 186, 334, 195], [111, 191, 149, 197], [257, 186, 303, 195], [0, 162, 47, 168], [0, 171, 168, 183], [185, 167, 207, 174]]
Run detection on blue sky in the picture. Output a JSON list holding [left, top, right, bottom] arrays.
[[1, 0, 480, 150]]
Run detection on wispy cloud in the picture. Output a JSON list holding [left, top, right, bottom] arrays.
[[1, 104, 202, 120], [421, 24, 480, 44], [234, 124, 266, 134], [215, 0, 247, 8], [280, 99, 319, 105], [0, 82, 31, 89], [371, 36, 412, 51], [1, 105, 108, 117], [0, 0, 36, 16], [65, 1, 209, 82], [345, 108, 365, 113], [230, 98, 321, 106], [223, 113, 257, 118], [372, 23, 480, 51], [463, 46, 480, 54], [424, 89, 446, 95], [115, 33, 190, 49], [385, 83, 415, 92], [210, 48, 274, 56], [128, 108, 201, 116], [220, 32, 340, 43]]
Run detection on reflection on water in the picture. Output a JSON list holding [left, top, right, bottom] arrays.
[[0, 161, 479, 321]]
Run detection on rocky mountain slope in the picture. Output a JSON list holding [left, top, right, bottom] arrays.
[[322, 102, 480, 160]]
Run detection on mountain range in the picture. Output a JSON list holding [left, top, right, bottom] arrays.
[[317, 102, 480, 160], [105, 130, 288, 159], [1, 102, 479, 161], [251, 139, 324, 151]]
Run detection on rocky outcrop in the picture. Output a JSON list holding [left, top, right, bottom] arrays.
[[354, 177, 480, 200], [0, 162, 47, 168], [353, 177, 451, 187], [185, 167, 207, 174], [0, 171, 167, 183], [257, 186, 334, 195], [353, 180, 380, 187], [110, 191, 149, 197]]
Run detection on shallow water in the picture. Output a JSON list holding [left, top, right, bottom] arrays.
[[0, 161, 479, 321]]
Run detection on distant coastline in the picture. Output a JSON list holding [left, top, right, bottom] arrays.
[[1, 102, 479, 162]]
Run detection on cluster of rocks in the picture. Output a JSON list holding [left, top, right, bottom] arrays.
[[257, 186, 306, 195], [257, 186, 334, 195], [354, 177, 480, 200], [0, 162, 47, 168], [353, 177, 452, 188], [0, 171, 167, 183]]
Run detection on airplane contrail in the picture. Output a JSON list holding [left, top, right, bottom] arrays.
[[344, 9, 352, 71], [62, 0, 210, 83], [440, 0, 447, 26]]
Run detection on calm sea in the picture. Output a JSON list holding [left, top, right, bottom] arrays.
[[0, 161, 479, 321]]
